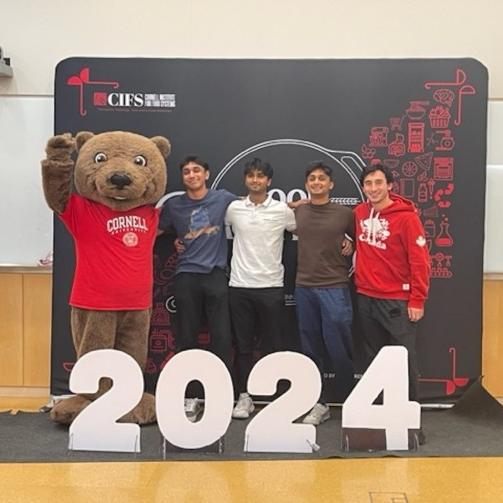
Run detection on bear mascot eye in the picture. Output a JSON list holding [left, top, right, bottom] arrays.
[[94, 152, 108, 163], [134, 155, 147, 167]]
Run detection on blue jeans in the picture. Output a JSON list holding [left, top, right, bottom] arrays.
[[295, 285, 354, 401]]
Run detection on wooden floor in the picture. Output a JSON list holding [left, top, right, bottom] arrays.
[[1, 398, 502, 502]]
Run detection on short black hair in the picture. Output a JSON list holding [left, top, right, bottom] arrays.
[[305, 161, 333, 181], [360, 163, 393, 185], [244, 158, 273, 179], [180, 155, 210, 171]]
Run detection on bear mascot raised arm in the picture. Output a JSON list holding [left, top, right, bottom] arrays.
[[41, 130, 171, 425]]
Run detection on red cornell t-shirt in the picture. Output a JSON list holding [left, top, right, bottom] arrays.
[[60, 194, 159, 310]]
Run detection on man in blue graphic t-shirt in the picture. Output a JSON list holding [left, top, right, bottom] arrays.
[[159, 156, 237, 421]]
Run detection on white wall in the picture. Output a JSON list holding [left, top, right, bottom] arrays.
[[1, 0, 501, 266], [0, 0, 502, 97]]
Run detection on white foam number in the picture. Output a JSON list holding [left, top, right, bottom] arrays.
[[156, 349, 234, 449], [69, 349, 144, 452], [342, 346, 420, 450], [245, 352, 321, 453]]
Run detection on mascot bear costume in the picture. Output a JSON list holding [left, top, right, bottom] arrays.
[[42, 130, 170, 425]]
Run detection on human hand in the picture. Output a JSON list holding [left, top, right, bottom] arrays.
[[408, 307, 424, 322], [341, 238, 353, 256]]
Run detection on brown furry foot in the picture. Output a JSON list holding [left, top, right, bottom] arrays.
[[119, 392, 156, 425], [50, 395, 92, 425]]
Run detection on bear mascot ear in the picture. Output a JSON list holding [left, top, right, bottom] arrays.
[[75, 131, 95, 152], [150, 136, 171, 158]]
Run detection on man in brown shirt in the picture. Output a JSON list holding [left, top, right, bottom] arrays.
[[295, 162, 355, 425]]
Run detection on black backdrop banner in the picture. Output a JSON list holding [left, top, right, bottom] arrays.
[[50, 58, 488, 402]]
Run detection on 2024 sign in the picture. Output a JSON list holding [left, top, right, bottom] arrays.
[[68, 347, 420, 454]]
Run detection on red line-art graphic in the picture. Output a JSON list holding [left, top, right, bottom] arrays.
[[388, 133, 406, 157], [361, 144, 377, 159], [435, 216, 453, 247], [430, 252, 453, 278], [399, 178, 415, 198], [415, 152, 433, 171], [66, 67, 119, 116], [389, 116, 404, 131], [402, 161, 418, 177], [433, 88, 455, 107], [455, 85, 477, 126], [146, 358, 157, 374], [433, 157, 454, 180], [408, 123, 424, 153], [383, 159, 400, 171], [424, 69, 476, 125], [433, 183, 454, 208], [417, 182, 428, 203], [428, 130, 455, 152], [369, 126, 389, 147], [419, 346, 469, 395], [62, 362, 75, 372], [424, 68, 468, 89], [429, 106, 451, 129], [405, 101, 429, 120]]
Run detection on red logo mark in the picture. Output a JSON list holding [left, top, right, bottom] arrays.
[[123, 232, 139, 247], [93, 92, 108, 106], [66, 67, 119, 116]]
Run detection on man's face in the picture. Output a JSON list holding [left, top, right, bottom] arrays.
[[245, 169, 271, 194], [181, 162, 209, 192], [305, 168, 333, 197], [362, 170, 393, 206]]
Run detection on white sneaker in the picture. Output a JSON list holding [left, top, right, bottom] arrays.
[[184, 398, 202, 422], [302, 403, 330, 425], [232, 393, 255, 419]]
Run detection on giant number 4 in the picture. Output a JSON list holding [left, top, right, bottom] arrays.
[[342, 346, 421, 450]]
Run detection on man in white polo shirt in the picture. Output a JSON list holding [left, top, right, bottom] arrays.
[[226, 158, 297, 419]]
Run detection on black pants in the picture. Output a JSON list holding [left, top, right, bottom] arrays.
[[174, 268, 232, 369], [229, 287, 285, 393], [357, 294, 420, 401]]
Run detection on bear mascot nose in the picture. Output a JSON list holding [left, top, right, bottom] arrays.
[[110, 173, 132, 189]]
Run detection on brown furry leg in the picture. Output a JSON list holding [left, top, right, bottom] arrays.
[[119, 392, 156, 425], [114, 309, 151, 369], [70, 308, 118, 401], [50, 395, 92, 425], [71, 307, 118, 358], [115, 310, 156, 423]]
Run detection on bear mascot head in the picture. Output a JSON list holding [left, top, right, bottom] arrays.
[[41, 131, 170, 425]]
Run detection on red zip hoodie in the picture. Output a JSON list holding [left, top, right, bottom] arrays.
[[354, 193, 430, 309]]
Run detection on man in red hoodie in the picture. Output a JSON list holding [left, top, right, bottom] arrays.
[[354, 163, 430, 402]]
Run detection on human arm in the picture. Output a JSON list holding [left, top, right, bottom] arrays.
[[284, 205, 297, 233], [341, 209, 356, 256], [158, 200, 175, 235], [287, 198, 309, 210], [404, 215, 431, 319]]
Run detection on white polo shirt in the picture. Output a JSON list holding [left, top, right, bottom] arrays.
[[225, 195, 297, 288]]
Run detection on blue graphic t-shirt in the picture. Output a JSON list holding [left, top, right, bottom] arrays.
[[159, 189, 237, 274]]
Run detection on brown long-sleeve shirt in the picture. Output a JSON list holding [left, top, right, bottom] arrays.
[[295, 202, 354, 287]]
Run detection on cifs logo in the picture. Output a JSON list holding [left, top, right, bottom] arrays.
[[66, 67, 176, 117]]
